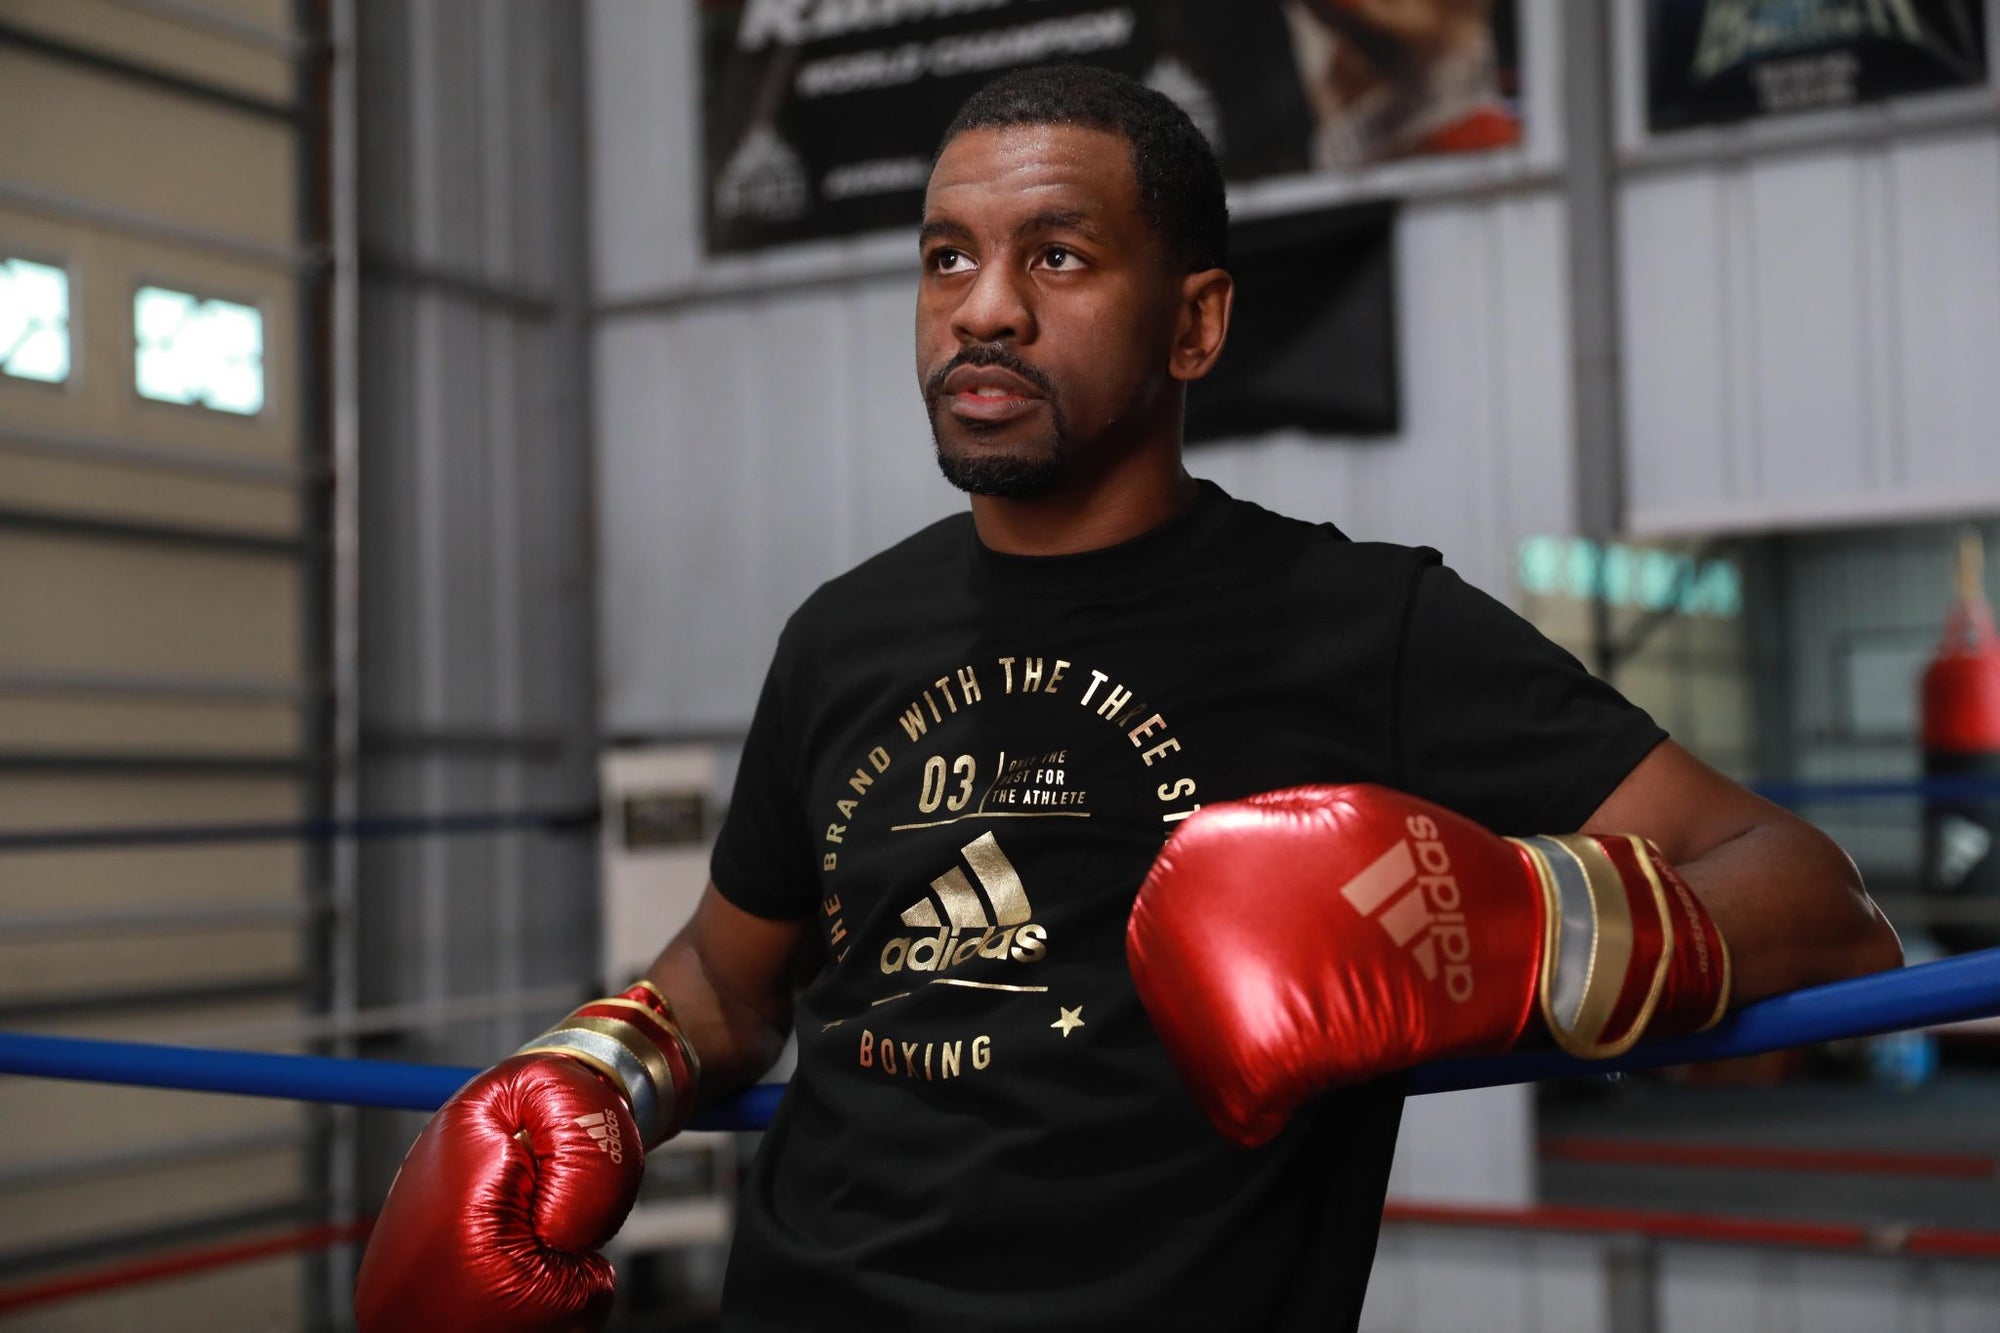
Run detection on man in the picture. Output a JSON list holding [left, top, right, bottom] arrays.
[[355, 65, 1900, 1332]]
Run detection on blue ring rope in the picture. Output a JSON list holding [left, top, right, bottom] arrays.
[[2, 952, 1996, 1126]]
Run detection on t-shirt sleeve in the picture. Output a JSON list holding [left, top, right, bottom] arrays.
[[710, 633, 821, 921], [1393, 556, 1666, 835]]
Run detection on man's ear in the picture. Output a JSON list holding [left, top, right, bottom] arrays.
[[1169, 268, 1233, 383]]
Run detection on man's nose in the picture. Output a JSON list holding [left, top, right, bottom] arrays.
[[952, 262, 1034, 345]]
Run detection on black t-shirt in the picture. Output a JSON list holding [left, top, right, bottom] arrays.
[[710, 481, 1663, 1332]]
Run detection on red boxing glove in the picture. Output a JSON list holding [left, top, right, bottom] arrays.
[[354, 1054, 641, 1331], [1126, 785, 1730, 1147], [355, 983, 699, 1332]]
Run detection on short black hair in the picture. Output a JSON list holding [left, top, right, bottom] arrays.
[[939, 64, 1229, 272]]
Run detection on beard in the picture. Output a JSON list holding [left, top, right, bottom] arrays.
[[932, 424, 1073, 497], [923, 345, 1073, 498]]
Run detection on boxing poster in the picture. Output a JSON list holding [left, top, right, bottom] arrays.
[[699, 0, 1520, 254], [1646, 0, 1990, 132]]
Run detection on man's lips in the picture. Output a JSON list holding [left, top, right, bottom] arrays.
[[942, 363, 1041, 398], [940, 364, 1045, 423]]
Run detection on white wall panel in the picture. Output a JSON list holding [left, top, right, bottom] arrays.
[[596, 312, 748, 732], [1657, 1248, 2000, 1333], [596, 284, 959, 732], [1386, 1084, 1531, 1206], [1365, 1234, 2000, 1333], [849, 281, 953, 553], [1891, 135, 2000, 494], [1657, 1249, 1800, 1332], [1623, 170, 1733, 523], [587, 0, 703, 298], [1742, 154, 1875, 506], [1937, 1261, 2000, 1331], [1361, 1230, 1609, 1333], [1166, 192, 1572, 606], [597, 188, 1570, 733], [747, 289, 864, 603], [1625, 128, 2000, 536]]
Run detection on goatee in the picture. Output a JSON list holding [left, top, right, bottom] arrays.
[[933, 433, 1070, 497], [923, 343, 1069, 498]]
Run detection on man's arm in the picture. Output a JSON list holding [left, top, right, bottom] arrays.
[[645, 884, 814, 1108], [1583, 739, 1903, 1005]]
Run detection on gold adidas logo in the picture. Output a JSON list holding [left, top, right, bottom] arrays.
[[1337, 813, 1474, 1002], [572, 1110, 624, 1164], [879, 832, 1049, 975]]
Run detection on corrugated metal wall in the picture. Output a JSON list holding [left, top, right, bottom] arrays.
[[1614, 11, 2000, 538], [587, 0, 1579, 737], [348, 0, 598, 1195]]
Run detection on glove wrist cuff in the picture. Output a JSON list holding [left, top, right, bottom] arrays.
[[1510, 833, 1732, 1060], [518, 982, 700, 1146]]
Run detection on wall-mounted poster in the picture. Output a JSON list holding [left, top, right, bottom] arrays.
[[1647, 0, 1990, 132], [700, 0, 1519, 254]]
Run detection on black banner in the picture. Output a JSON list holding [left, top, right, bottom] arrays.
[[1647, 0, 1990, 132], [700, 0, 1518, 254], [1186, 202, 1398, 442]]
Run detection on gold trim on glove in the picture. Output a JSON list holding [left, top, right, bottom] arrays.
[[517, 989, 699, 1146], [1628, 835, 1733, 1032], [1515, 834, 1663, 1061], [518, 1025, 665, 1140], [585, 997, 704, 1087]]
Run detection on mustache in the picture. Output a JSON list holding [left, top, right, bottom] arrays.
[[923, 344, 1057, 404]]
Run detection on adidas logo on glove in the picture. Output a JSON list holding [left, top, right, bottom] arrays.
[[880, 832, 1049, 975], [1336, 813, 1474, 1002], [572, 1110, 624, 1164]]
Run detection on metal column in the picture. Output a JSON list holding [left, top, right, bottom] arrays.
[[1561, 0, 1627, 679]]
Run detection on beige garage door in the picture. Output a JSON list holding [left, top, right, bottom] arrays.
[[0, 2, 321, 1328]]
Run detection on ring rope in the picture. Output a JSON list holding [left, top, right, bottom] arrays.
[[2, 951, 1996, 1124]]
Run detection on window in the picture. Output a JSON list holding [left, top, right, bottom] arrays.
[[0, 256, 71, 384], [1518, 535, 1741, 619], [134, 285, 264, 415]]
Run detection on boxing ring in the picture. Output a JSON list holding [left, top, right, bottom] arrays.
[[4, 949, 2000, 1314], [5, 793, 2000, 1318]]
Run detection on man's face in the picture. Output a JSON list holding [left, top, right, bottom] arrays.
[[916, 123, 1184, 498]]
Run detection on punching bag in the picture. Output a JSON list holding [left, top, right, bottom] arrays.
[[1921, 532, 2000, 953]]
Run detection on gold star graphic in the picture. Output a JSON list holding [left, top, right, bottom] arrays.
[[1051, 1005, 1085, 1038]]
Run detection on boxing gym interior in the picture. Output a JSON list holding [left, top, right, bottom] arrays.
[[3, 1, 1999, 1330]]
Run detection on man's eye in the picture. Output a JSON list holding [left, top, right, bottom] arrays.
[[1042, 246, 1079, 270], [930, 249, 970, 273]]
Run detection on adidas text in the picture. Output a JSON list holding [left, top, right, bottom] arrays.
[[573, 1110, 625, 1165], [1336, 813, 1475, 1002], [879, 923, 1047, 974]]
